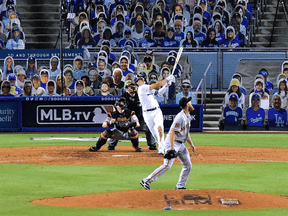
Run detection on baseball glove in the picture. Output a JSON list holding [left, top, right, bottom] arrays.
[[164, 150, 177, 160], [116, 121, 136, 130]]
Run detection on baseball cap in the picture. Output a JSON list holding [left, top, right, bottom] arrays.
[[230, 79, 240, 87], [7, 73, 16, 80], [229, 93, 239, 101], [252, 94, 261, 101], [199, 0, 206, 5], [168, 50, 177, 57], [12, 26, 19, 32], [116, 5, 123, 11], [174, 14, 183, 20], [167, 56, 176, 65], [124, 41, 134, 48], [40, 70, 49, 75], [124, 29, 131, 34], [238, 0, 246, 6], [102, 40, 111, 47], [259, 68, 269, 77], [7, 5, 14, 10], [217, 0, 225, 6], [194, 5, 203, 14], [32, 74, 40, 80], [179, 97, 192, 109], [28, 56, 35, 62], [182, 79, 191, 87]]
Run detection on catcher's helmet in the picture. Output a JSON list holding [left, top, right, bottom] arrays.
[[114, 97, 127, 109], [135, 72, 147, 83]]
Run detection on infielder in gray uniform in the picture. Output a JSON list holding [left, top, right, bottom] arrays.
[[140, 97, 196, 190]]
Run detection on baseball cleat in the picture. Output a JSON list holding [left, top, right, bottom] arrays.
[[175, 187, 187, 190], [135, 147, 143, 152], [140, 180, 151, 190], [107, 146, 115, 150], [149, 146, 157, 150], [89, 146, 98, 152]]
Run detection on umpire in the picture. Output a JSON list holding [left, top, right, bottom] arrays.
[[108, 80, 157, 150]]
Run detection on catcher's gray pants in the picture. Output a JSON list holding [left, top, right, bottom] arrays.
[[105, 128, 137, 140], [142, 144, 192, 189]]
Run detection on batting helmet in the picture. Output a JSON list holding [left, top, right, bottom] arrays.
[[135, 72, 147, 83]]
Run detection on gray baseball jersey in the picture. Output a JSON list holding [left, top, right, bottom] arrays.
[[165, 110, 192, 145], [142, 110, 193, 189]]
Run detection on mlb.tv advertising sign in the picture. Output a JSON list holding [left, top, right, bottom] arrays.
[[21, 97, 203, 132], [22, 97, 117, 131]]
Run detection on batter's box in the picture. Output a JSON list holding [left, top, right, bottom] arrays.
[[220, 199, 240, 205]]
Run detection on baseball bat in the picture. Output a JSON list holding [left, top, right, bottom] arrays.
[[171, 46, 183, 76]]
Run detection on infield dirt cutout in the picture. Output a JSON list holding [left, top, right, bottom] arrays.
[[31, 189, 288, 210], [2, 146, 288, 210]]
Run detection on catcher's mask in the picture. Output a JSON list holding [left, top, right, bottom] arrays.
[[115, 97, 127, 114], [125, 80, 137, 96]]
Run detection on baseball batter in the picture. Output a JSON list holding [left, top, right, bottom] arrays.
[[135, 72, 175, 154], [140, 97, 196, 190]]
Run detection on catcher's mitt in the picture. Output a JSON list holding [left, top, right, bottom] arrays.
[[116, 120, 136, 130], [164, 150, 177, 160]]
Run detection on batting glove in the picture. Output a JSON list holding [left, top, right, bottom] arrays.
[[166, 75, 175, 82]]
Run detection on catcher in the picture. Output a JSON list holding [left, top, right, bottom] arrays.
[[140, 97, 196, 190], [89, 97, 142, 152]]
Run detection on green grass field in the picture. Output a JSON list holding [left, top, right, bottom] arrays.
[[0, 133, 288, 216]]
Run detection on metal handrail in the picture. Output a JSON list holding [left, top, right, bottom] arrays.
[[269, 0, 281, 47], [194, 62, 212, 113], [195, 79, 203, 94], [281, 0, 288, 25]]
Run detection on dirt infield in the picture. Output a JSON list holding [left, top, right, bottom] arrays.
[[31, 189, 288, 210], [1, 146, 288, 165]]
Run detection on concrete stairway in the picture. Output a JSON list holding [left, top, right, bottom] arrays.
[[253, 0, 288, 47], [17, 0, 67, 49], [197, 91, 226, 132]]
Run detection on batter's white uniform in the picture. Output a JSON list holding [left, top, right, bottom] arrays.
[[138, 84, 165, 153], [142, 110, 193, 189]]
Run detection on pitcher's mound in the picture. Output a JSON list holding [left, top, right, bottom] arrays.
[[31, 189, 288, 210]]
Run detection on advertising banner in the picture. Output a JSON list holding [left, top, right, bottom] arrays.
[[21, 97, 203, 132], [0, 98, 21, 131], [0, 49, 84, 59], [22, 96, 117, 131]]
